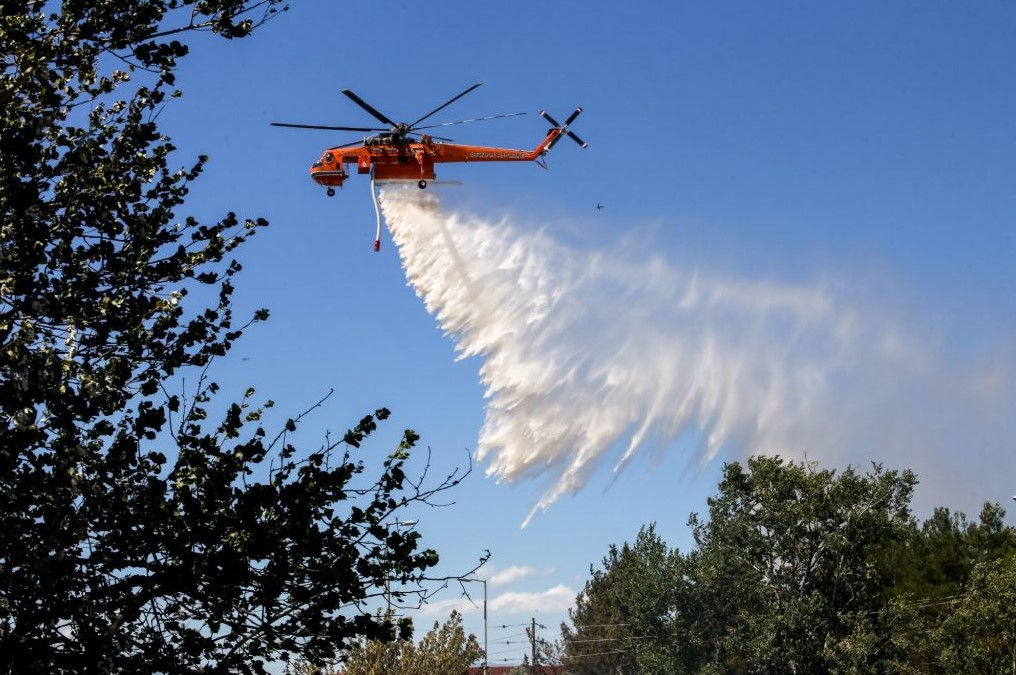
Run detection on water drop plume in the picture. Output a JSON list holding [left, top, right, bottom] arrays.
[[379, 186, 1014, 525]]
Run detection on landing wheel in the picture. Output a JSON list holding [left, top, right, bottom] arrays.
[[417, 180, 427, 189], [326, 187, 336, 197]]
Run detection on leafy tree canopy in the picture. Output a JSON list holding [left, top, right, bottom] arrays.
[[1, 1, 473, 672], [562, 524, 687, 675], [687, 457, 918, 673], [563, 457, 929, 674], [342, 610, 483, 675], [564, 456, 1016, 675]]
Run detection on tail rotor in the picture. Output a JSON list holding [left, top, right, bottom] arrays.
[[541, 107, 588, 151]]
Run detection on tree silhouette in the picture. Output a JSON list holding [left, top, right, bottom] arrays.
[[1, 2, 469, 671]]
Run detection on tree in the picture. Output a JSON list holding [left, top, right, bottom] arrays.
[[1, 2, 469, 672], [282, 660, 332, 675], [342, 610, 483, 675], [882, 553, 1016, 675], [527, 624, 565, 673], [686, 457, 917, 673], [567, 457, 1016, 674], [565, 458, 921, 675], [562, 524, 690, 675], [922, 553, 1016, 673], [879, 505, 1016, 673], [883, 502, 1016, 611]]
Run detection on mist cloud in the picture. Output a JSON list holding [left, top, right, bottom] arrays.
[[381, 187, 1015, 524]]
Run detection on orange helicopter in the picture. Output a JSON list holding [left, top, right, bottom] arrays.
[[272, 83, 586, 250]]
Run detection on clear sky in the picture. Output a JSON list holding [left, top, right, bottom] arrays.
[[159, 1, 1014, 667]]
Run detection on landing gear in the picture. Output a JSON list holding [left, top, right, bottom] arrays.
[[326, 187, 335, 197], [417, 180, 427, 189]]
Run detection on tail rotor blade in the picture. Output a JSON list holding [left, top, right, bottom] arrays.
[[540, 111, 562, 127], [567, 131, 588, 149]]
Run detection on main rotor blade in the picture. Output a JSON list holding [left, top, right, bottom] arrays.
[[410, 82, 483, 128], [342, 89, 397, 128], [271, 122, 382, 132], [407, 132, 456, 143], [328, 139, 369, 149], [415, 111, 527, 130]]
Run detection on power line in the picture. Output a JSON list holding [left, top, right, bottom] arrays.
[[562, 649, 632, 660], [564, 632, 680, 645]]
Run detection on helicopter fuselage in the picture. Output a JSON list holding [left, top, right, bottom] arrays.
[[309, 133, 550, 188], [273, 84, 586, 250]]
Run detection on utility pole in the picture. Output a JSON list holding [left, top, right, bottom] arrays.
[[531, 617, 537, 675], [480, 578, 488, 675], [460, 575, 488, 675]]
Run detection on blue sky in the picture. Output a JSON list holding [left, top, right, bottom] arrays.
[[159, 1, 1014, 667]]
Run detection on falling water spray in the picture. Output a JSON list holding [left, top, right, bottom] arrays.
[[378, 186, 1015, 524]]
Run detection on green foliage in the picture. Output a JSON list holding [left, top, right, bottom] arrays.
[[565, 456, 1016, 675], [882, 509, 1016, 673], [563, 524, 689, 675], [883, 502, 1016, 611], [283, 661, 332, 675], [343, 610, 484, 675], [0, 1, 469, 672], [688, 457, 918, 673], [930, 553, 1016, 673], [564, 457, 942, 674]]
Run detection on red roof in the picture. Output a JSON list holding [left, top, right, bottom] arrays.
[[467, 667, 565, 675], [337, 665, 566, 675]]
